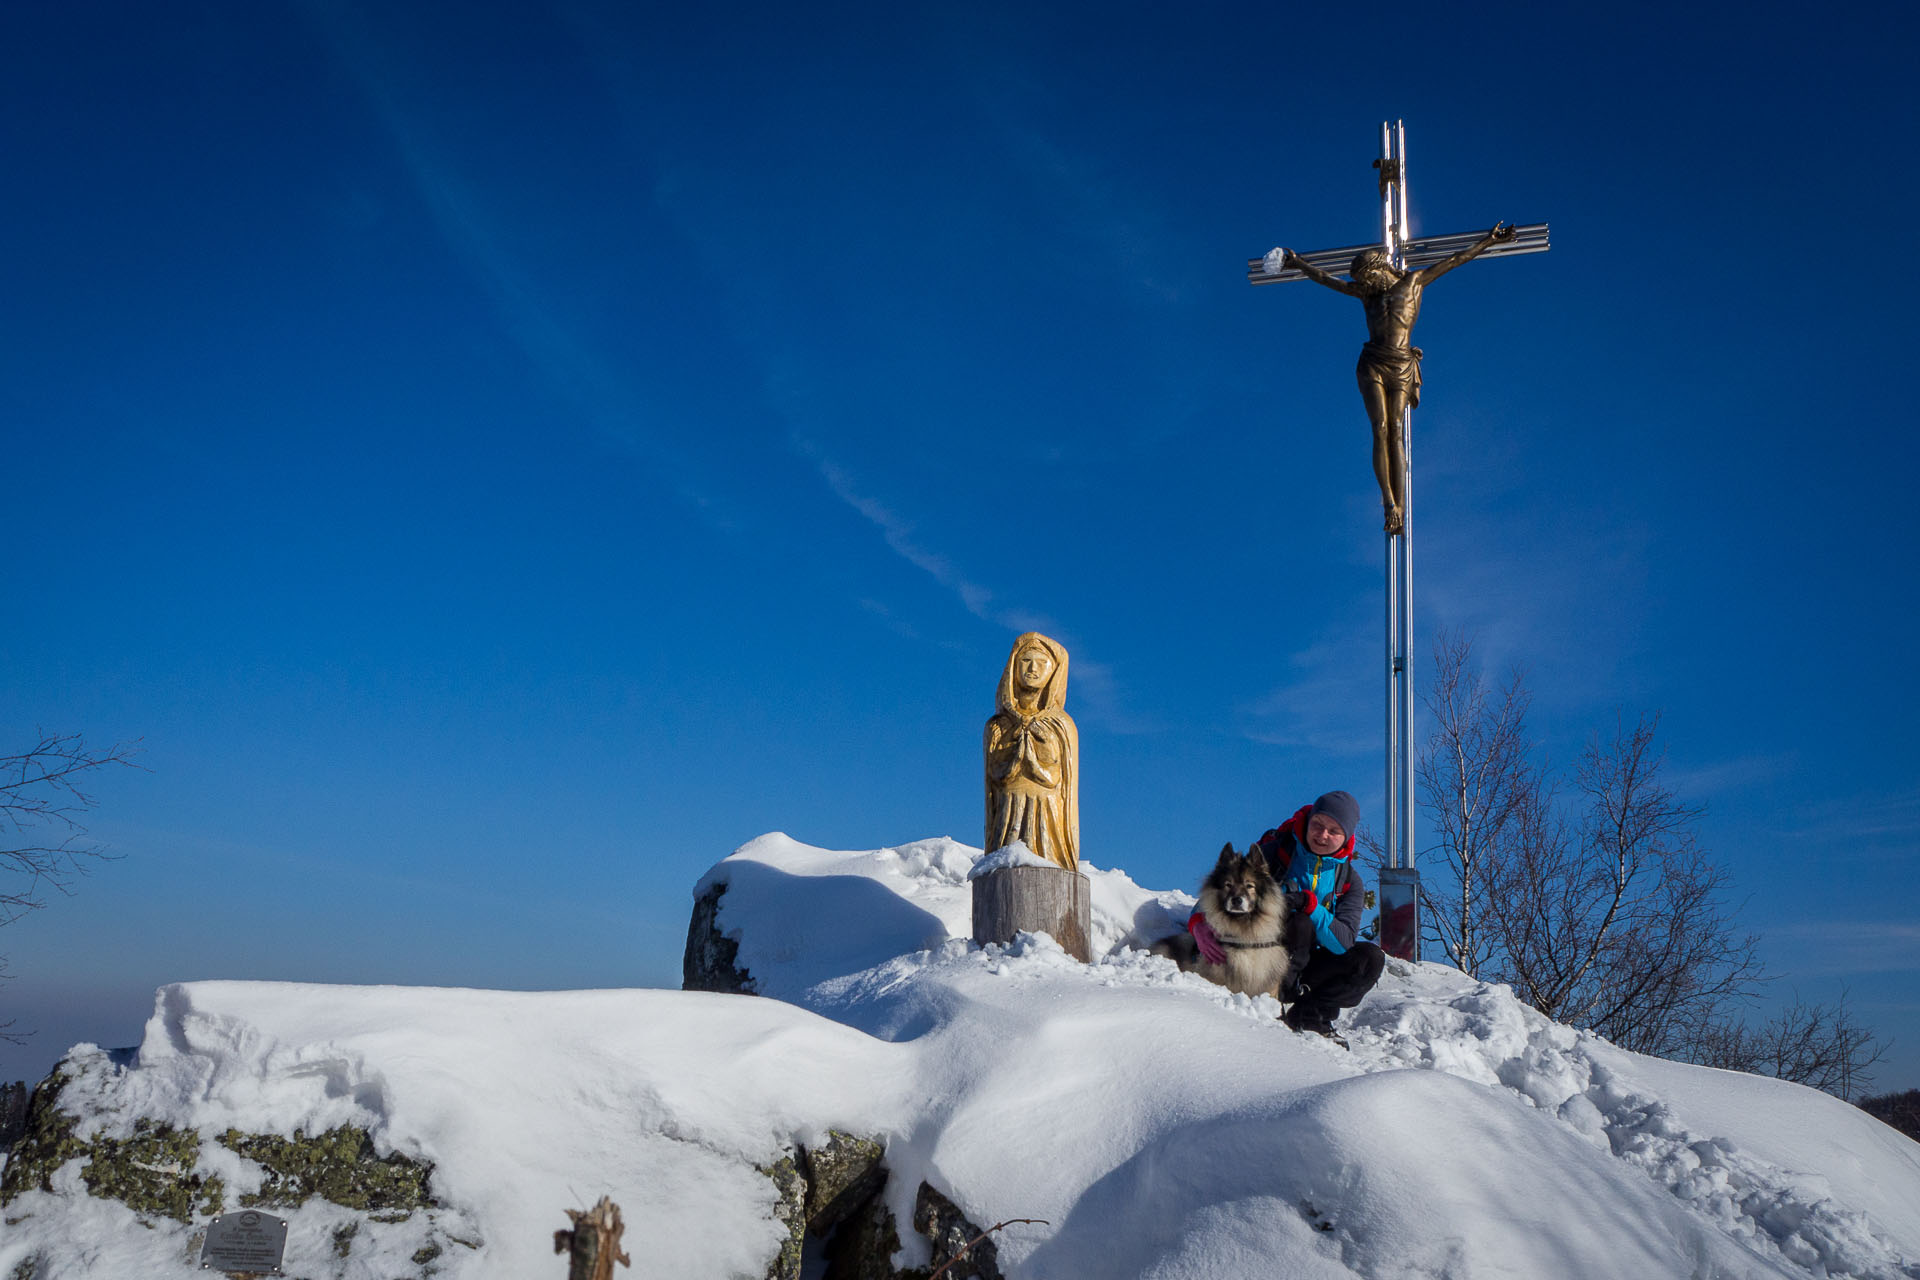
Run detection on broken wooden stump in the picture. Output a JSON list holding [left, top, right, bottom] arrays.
[[554, 1196, 630, 1280]]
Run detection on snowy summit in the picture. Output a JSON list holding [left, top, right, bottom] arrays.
[[3, 833, 1918, 1279]]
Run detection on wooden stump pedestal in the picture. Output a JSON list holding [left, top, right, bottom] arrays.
[[970, 865, 1092, 962]]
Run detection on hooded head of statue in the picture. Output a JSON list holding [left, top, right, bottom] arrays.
[[996, 631, 1070, 715]]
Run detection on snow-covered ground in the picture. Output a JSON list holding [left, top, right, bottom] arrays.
[[4, 832, 1917, 1279]]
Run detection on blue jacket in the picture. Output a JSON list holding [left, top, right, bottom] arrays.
[[1252, 805, 1365, 956]]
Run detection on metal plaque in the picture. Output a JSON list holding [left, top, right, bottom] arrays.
[[200, 1209, 288, 1275]]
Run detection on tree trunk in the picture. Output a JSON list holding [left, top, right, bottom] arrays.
[[970, 866, 1092, 962]]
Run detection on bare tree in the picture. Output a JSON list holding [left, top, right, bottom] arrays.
[[1857, 1088, 1920, 1140], [2, 731, 141, 1042], [1485, 713, 1766, 1057], [1417, 631, 1533, 976], [1692, 992, 1888, 1101], [1413, 639, 1884, 1094]]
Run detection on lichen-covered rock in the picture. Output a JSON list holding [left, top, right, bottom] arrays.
[[0, 1073, 81, 1206], [822, 1191, 903, 1280], [684, 881, 757, 993], [760, 1152, 807, 1280], [0, 1076, 221, 1224], [217, 1125, 434, 1212], [81, 1119, 224, 1223], [801, 1131, 886, 1237], [2, 1057, 476, 1277], [912, 1182, 1001, 1280]]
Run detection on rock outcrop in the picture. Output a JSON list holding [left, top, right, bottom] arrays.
[[754, 1132, 1001, 1280], [0, 1054, 473, 1278], [683, 880, 756, 994]]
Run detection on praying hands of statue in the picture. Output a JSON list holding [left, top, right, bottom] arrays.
[[1014, 719, 1058, 786], [987, 717, 1058, 787]]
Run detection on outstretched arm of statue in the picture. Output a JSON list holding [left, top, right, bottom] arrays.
[[1414, 222, 1514, 286], [1283, 249, 1366, 297]]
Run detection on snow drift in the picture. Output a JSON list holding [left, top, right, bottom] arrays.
[[3, 832, 1917, 1279]]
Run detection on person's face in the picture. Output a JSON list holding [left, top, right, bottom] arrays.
[[1305, 812, 1346, 855], [1015, 647, 1054, 692]]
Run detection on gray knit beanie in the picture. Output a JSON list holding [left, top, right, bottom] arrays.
[[1310, 790, 1360, 840]]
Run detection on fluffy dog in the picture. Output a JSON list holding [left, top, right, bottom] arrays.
[[1151, 843, 1291, 997]]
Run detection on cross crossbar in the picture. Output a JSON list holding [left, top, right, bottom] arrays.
[[1245, 222, 1550, 285]]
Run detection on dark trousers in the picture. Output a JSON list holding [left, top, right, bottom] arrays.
[[1287, 929, 1385, 1020]]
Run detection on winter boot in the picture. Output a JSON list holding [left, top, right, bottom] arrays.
[[1284, 1001, 1348, 1048]]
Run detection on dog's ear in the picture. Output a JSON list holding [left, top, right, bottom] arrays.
[[1215, 841, 1239, 868]]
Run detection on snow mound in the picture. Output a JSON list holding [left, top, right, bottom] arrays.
[[1347, 966, 1920, 1278], [4, 833, 1917, 1280], [695, 831, 1191, 995]]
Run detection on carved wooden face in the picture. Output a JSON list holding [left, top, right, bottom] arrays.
[[1014, 646, 1054, 693]]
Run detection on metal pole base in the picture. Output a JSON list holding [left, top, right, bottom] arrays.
[[1376, 867, 1421, 962]]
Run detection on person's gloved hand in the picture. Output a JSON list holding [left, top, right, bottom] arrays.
[[1188, 912, 1227, 965], [1283, 889, 1318, 915]]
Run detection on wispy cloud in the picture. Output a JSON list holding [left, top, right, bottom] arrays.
[[1854, 787, 1920, 840], [1239, 632, 1376, 757], [800, 440, 1158, 733], [303, 5, 728, 524], [809, 453, 997, 622], [1665, 753, 1798, 799], [1413, 434, 1659, 712], [1066, 659, 1159, 736], [1767, 921, 1920, 977], [1784, 785, 1920, 854]]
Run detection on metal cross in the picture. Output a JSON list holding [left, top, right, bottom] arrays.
[[1245, 121, 1549, 961]]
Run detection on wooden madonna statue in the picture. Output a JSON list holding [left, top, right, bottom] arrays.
[[972, 631, 1092, 960]]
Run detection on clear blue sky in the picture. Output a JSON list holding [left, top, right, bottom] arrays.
[[5, 0, 1917, 1092]]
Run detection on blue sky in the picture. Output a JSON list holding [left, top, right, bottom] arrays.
[[5, 0, 1918, 1092]]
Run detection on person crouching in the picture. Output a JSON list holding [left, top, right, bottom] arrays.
[[1252, 790, 1385, 1040]]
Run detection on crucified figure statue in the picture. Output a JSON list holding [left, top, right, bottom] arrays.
[[1279, 222, 1516, 533]]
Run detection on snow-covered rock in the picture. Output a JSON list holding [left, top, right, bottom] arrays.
[[4, 833, 1918, 1279]]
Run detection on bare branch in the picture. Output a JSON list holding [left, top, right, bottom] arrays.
[[1858, 1088, 1920, 1140], [1416, 632, 1532, 978], [1, 732, 142, 918], [2, 731, 142, 1040], [1693, 991, 1888, 1100], [927, 1219, 1048, 1280], [1410, 650, 1887, 1084]]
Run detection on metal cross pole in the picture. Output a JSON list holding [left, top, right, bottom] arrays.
[[1245, 121, 1549, 962]]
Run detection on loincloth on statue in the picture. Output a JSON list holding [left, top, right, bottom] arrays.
[[1355, 341, 1424, 409]]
